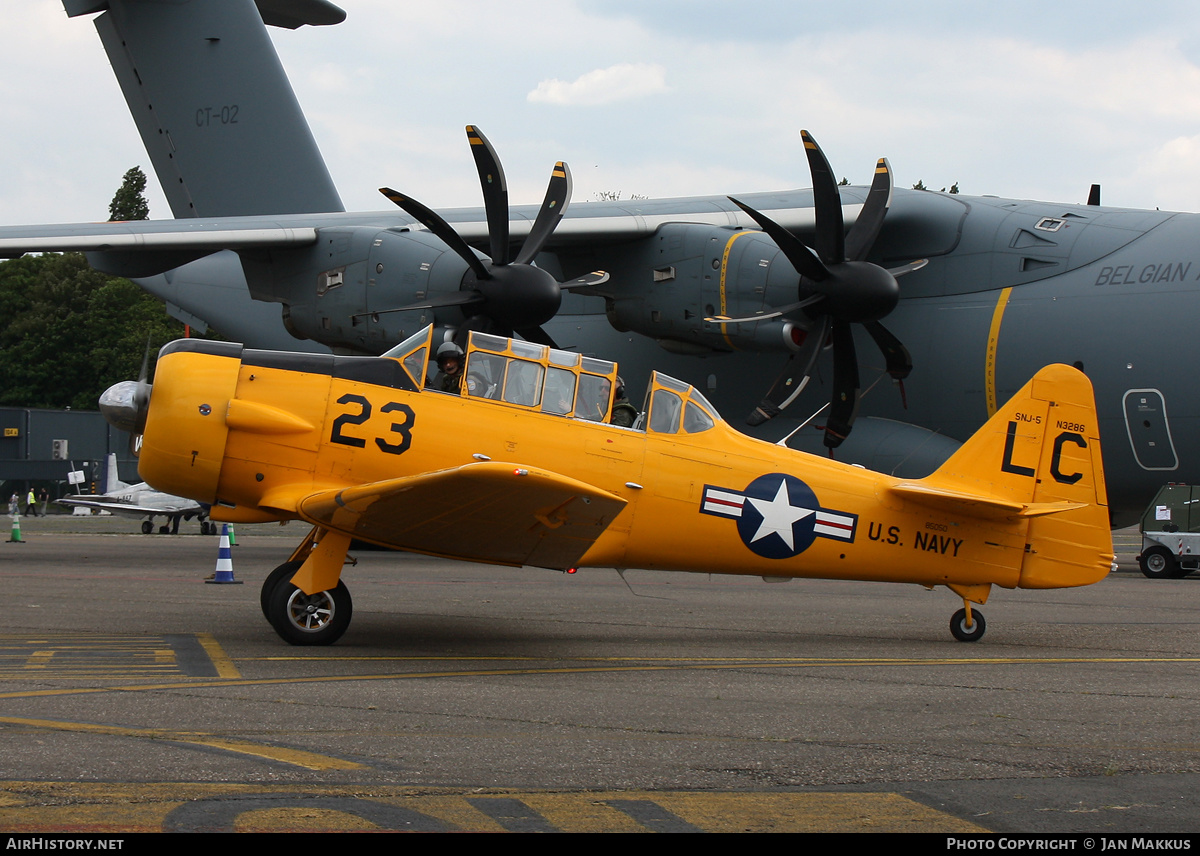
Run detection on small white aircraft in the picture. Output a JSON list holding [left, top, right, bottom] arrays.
[[57, 454, 213, 535]]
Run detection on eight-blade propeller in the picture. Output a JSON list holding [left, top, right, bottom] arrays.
[[380, 125, 606, 348], [721, 130, 925, 449]]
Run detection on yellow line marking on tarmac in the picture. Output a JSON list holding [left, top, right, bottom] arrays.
[[197, 632, 240, 678], [0, 784, 987, 832], [2, 656, 1197, 700], [0, 716, 364, 771], [0, 633, 238, 680]]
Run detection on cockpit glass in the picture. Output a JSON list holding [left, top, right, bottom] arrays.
[[649, 389, 682, 433]]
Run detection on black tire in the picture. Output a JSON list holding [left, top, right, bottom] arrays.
[[267, 577, 352, 646], [1139, 546, 1178, 579], [950, 607, 986, 642], [260, 560, 303, 621], [141, 520, 153, 535]]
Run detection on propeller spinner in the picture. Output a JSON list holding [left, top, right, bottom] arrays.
[[379, 125, 606, 348], [722, 130, 924, 449], [99, 339, 153, 456]]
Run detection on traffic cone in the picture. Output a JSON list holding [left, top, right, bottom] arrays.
[[227, 523, 237, 547], [7, 511, 23, 543], [205, 524, 243, 585]]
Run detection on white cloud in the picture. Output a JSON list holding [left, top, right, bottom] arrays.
[[528, 63, 669, 106]]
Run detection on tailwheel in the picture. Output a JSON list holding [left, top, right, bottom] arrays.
[[949, 607, 986, 642], [267, 576, 353, 646]]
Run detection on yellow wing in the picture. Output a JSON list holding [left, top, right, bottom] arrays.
[[296, 461, 627, 570]]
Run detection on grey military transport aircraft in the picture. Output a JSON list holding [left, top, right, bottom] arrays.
[[0, 0, 1193, 525]]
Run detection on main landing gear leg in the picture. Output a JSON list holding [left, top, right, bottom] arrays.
[[262, 526, 354, 646], [946, 583, 990, 642]]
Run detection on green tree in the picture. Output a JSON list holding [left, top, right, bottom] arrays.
[[108, 167, 150, 221], [0, 253, 184, 410]]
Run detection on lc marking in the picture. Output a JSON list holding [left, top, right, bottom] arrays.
[[1001, 421, 1088, 485]]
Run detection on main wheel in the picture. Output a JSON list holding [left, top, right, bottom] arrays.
[[267, 577, 352, 646], [141, 520, 153, 535], [1139, 546, 1179, 579], [260, 560, 303, 620], [950, 608, 986, 642]]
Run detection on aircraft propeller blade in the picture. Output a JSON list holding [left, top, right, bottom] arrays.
[[746, 314, 830, 427], [379, 187, 491, 281], [379, 127, 606, 347], [514, 162, 571, 266], [513, 325, 557, 347], [824, 320, 861, 449], [705, 294, 823, 324], [844, 158, 892, 262], [887, 259, 928, 278], [863, 320, 912, 382], [729, 131, 922, 448], [560, 270, 610, 290], [803, 129, 846, 265], [729, 197, 829, 283], [466, 125, 511, 265]]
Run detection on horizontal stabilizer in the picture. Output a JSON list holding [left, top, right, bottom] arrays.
[[887, 482, 1085, 519], [297, 462, 627, 570]]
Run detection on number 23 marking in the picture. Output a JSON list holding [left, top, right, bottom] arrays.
[[330, 393, 415, 454]]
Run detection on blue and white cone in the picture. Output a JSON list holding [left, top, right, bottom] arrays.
[[206, 524, 243, 585]]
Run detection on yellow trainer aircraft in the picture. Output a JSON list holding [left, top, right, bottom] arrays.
[[100, 327, 1112, 646]]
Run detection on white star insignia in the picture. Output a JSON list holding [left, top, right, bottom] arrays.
[[746, 481, 813, 550]]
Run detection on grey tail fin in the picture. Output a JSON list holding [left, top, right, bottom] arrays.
[[65, 0, 345, 218], [104, 453, 129, 494]]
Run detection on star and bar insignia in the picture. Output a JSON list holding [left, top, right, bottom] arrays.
[[700, 473, 857, 559]]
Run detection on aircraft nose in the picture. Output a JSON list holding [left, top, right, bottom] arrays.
[[99, 380, 150, 434]]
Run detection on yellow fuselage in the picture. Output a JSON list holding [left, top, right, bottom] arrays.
[[139, 338, 1111, 594]]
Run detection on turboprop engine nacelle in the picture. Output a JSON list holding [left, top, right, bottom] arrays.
[[242, 226, 473, 353]]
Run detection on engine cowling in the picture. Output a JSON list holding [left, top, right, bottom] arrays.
[[242, 226, 471, 353], [602, 223, 820, 355]]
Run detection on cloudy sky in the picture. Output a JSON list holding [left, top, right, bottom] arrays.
[[4, 0, 1200, 225]]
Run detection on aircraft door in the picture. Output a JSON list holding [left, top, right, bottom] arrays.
[[1122, 388, 1178, 471]]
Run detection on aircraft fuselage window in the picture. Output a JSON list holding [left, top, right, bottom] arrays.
[[649, 388, 683, 434], [543, 368, 576, 415], [466, 352, 506, 399], [463, 330, 621, 422], [503, 359, 544, 407], [683, 400, 715, 433], [574, 374, 612, 422]]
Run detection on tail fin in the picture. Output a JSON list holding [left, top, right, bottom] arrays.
[[892, 364, 1111, 588], [66, 0, 345, 217], [104, 453, 129, 493]]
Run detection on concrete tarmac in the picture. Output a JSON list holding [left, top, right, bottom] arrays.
[[0, 515, 1197, 833]]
